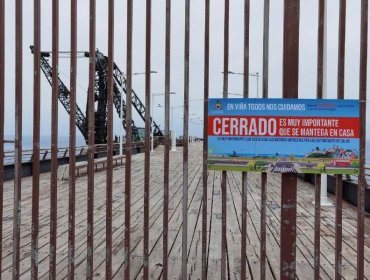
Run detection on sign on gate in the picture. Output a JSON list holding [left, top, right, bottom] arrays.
[[207, 98, 359, 174]]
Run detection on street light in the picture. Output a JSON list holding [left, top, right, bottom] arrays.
[[157, 103, 184, 152], [158, 99, 205, 150], [133, 70, 158, 75], [151, 92, 176, 152], [222, 71, 261, 98], [157, 103, 183, 133], [120, 70, 158, 155], [225, 92, 243, 97]]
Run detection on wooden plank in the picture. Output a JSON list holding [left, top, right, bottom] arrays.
[[112, 151, 201, 278], [167, 166, 203, 278], [1, 143, 370, 279], [225, 173, 252, 279], [228, 171, 275, 280], [206, 171, 223, 279], [147, 160, 202, 279]]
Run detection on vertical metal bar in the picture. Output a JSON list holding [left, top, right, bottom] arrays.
[[317, 0, 325, 101], [163, 0, 171, 279], [13, 0, 23, 278], [124, 0, 133, 278], [357, 1, 368, 279], [221, 1, 229, 279], [31, 0, 41, 278], [314, 1, 325, 279], [337, 0, 346, 102], [182, 0, 190, 279], [314, 174, 321, 280], [143, 0, 151, 278], [260, 173, 267, 279], [335, 1, 346, 279], [68, 0, 77, 279], [49, 0, 59, 278], [86, 0, 96, 278], [221, 173, 227, 280], [241, 1, 250, 280], [0, 0, 4, 278], [202, 0, 210, 278], [260, 2, 270, 279], [335, 175, 343, 279], [280, 1, 299, 279], [262, 0, 270, 99], [261, 1, 270, 278], [106, 0, 114, 278], [240, 170, 247, 280]]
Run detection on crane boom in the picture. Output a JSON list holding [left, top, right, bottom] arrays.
[[31, 46, 163, 144], [30, 46, 89, 139]]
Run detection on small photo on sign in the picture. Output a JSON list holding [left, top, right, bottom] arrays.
[[207, 98, 359, 175]]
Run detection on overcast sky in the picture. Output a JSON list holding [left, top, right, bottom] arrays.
[[2, 0, 368, 143]]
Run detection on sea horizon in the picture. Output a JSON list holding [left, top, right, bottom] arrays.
[[3, 135, 370, 164]]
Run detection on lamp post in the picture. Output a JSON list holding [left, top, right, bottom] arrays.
[[170, 105, 185, 132], [223, 71, 261, 97], [158, 99, 204, 151], [151, 92, 176, 153], [119, 70, 157, 155], [157, 103, 183, 152]]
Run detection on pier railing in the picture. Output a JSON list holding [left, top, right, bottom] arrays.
[[0, 1, 368, 280], [2, 137, 163, 166]]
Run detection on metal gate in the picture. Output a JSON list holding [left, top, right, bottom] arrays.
[[0, 0, 368, 279]]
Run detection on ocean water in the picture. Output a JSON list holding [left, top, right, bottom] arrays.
[[4, 135, 86, 152]]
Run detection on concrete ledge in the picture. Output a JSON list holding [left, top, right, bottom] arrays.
[[299, 173, 370, 213]]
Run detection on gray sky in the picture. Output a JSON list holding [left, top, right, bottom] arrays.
[[2, 0, 367, 143]]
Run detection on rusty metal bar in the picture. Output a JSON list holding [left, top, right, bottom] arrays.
[[335, 1, 346, 278], [241, 171, 248, 280], [357, 0, 368, 279], [262, 0, 270, 99], [13, 0, 23, 278], [68, 0, 77, 278], [182, 0, 190, 278], [314, 174, 321, 279], [202, 0, 210, 278], [337, 0, 346, 102], [280, 1, 299, 279], [106, 0, 114, 278], [335, 175, 343, 279], [0, 0, 4, 278], [260, 1, 269, 279], [260, 172, 267, 279], [221, 172, 227, 280], [314, 1, 325, 279], [163, 0, 171, 279], [143, 0, 152, 278], [86, 0, 96, 278], [124, 0, 133, 278], [49, 0, 59, 278], [221, 0, 230, 279], [241, 1, 250, 279], [31, 0, 41, 278], [317, 0, 325, 100]]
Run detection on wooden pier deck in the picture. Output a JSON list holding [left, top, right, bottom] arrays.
[[1, 143, 370, 279]]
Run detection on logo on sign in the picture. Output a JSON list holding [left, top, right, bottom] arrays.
[[213, 101, 223, 110]]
